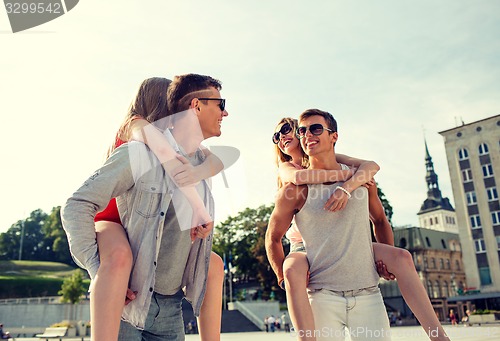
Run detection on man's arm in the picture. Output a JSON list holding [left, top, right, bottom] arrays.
[[368, 183, 394, 246], [265, 184, 304, 286], [61, 146, 135, 279]]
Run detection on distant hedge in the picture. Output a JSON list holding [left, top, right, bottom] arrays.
[[0, 277, 90, 299]]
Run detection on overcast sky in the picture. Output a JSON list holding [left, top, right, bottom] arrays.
[[1, 0, 499, 233]]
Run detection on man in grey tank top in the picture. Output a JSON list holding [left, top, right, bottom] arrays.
[[266, 109, 391, 340]]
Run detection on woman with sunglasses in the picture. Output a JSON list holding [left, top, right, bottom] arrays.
[[272, 118, 451, 341], [88, 77, 225, 341]]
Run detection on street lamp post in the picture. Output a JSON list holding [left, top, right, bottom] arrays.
[[18, 221, 25, 261]]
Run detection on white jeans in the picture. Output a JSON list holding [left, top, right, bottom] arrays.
[[307, 287, 391, 341]]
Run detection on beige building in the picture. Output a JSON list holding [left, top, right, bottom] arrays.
[[380, 142, 467, 321], [380, 226, 467, 321], [439, 114, 500, 295]]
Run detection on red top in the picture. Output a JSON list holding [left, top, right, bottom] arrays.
[[94, 137, 126, 224]]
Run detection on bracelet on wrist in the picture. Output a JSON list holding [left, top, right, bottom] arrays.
[[335, 186, 351, 199]]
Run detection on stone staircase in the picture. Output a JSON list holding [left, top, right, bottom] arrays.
[[182, 301, 261, 333]]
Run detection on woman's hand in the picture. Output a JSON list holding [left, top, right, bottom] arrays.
[[172, 155, 201, 187], [376, 260, 395, 280], [323, 187, 350, 211], [361, 178, 376, 189], [189, 206, 213, 241], [190, 221, 214, 241]]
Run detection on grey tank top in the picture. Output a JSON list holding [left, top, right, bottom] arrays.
[[294, 178, 379, 291]]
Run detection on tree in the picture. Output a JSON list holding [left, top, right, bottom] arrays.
[[58, 269, 86, 305], [377, 184, 394, 224], [0, 209, 48, 261], [0, 207, 73, 264], [213, 204, 284, 299], [42, 206, 73, 264]]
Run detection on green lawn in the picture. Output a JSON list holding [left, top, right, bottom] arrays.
[[0, 260, 77, 277], [0, 260, 90, 299]]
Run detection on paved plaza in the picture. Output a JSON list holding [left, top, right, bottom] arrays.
[[185, 324, 500, 341], [10, 324, 500, 340]]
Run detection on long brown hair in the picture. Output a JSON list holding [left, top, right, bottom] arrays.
[[106, 77, 172, 158]]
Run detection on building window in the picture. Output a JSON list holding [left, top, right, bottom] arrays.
[[461, 169, 473, 182], [470, 215, 481, 229], [479, 143, 489, 155], [450, 281, 457, 296], [466, 191, 477, 205], [446, 259, 451, 269], [427, 280, 433, 297], [399, 238, 407, 249], [439, 258, 444, 269], [474, 239, 487, 253], [496, 236, 500, 250], [458, 148, 469, 160], [455, 259, 460, 271], [479, 267, 492, 285], [434, 280, 441, 298], [435, 217, 439, 224], [487, 187, 498, 201], [483, 164, 494, 178], [430, 258, 436, 268], [452, 217, 456, 224], [424, 257, 428, 269], [442, 239, 447, 249], [492, 211, 500, 225], [443, 281, 449, 297], [426, 237, 432, 247]]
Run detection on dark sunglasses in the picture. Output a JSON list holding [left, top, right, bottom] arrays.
[[296, 123, 334, 138], [198, 98, 226, 111], [272, 122, 293, 144]]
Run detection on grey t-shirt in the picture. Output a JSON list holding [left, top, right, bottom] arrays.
[[154, 151, 207, 295], [295, 180, 379, 291]]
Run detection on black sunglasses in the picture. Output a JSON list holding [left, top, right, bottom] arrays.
[[198, 98, 226, 111], [296, 123, 334, 138], [272, 122, 293, 144]]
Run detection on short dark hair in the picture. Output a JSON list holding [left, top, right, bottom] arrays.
[[298, 109, 338, 133], [167, 74, 222, 114]]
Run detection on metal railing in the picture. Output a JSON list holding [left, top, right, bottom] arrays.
[[0, 296, 68, 305]]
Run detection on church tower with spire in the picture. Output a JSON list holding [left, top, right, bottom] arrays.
[[417, 140, 458, 233]]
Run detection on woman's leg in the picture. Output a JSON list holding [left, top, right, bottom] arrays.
[[197, 251, 224, 341], [283, 252, 316, 341], [92, 221, 133, 341], [373, 243, 450, 341]]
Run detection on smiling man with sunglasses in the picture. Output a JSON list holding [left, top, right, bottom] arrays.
[[267, 109, 392, 340], [63, 73, 229, 341], [111, 73, 229, 340]]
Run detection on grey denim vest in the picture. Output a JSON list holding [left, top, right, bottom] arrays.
[[62, 140, 214, 329]]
